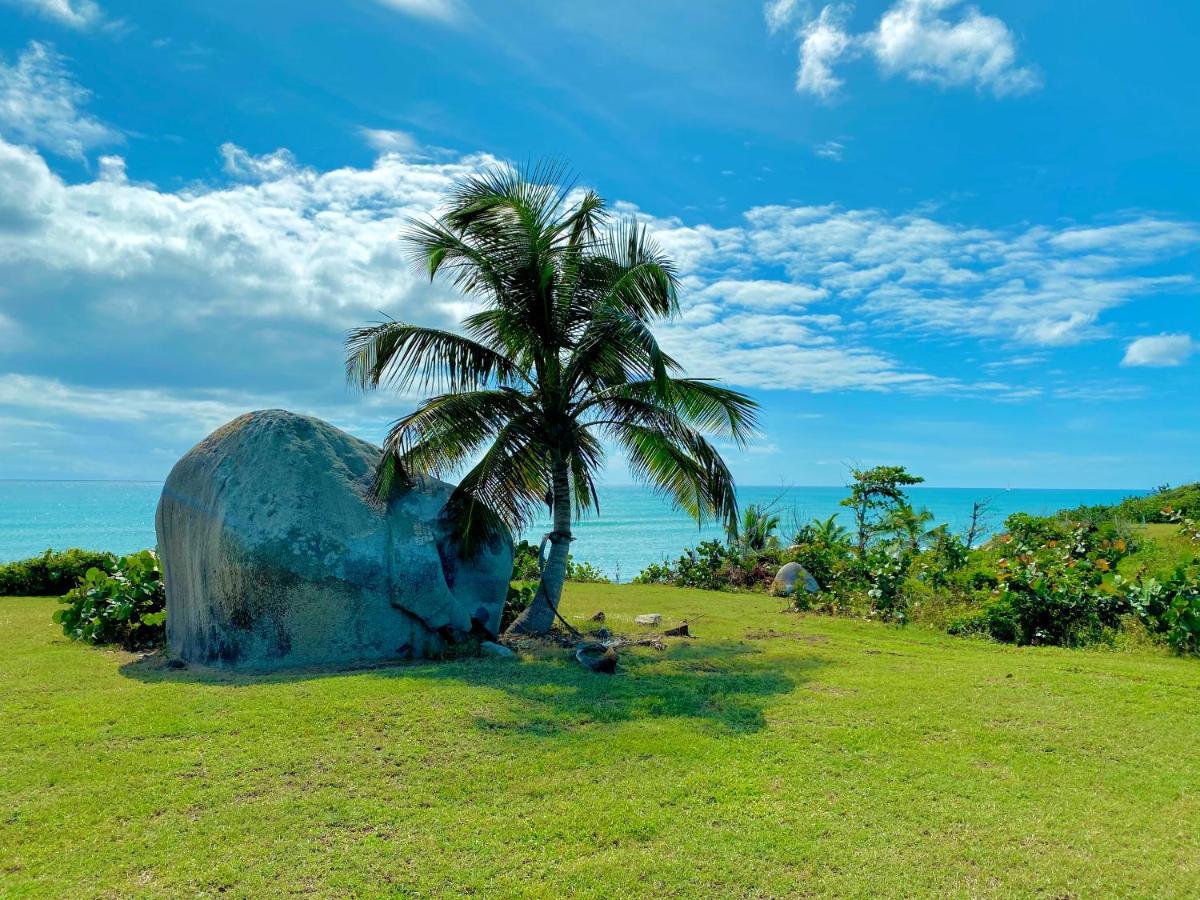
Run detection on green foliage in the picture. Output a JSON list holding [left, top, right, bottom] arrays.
[[840, 465, 925, 552], [345, 161, 758, 632], [864, 546, 911, 623], [0, 548, 118, 596], [882, 503, 935, 552], [1059, 482, 1200, 525], [635, 540, 742, 591], [1116, 555, 1200, 656], [788, 515, 859, 599], [565, 558, 609, 584], [730, 504, 781, 553], [631, 466, 1197, 653], [912, 527, 970, 588], [511, 539, 609, 584], [1117, 483, 1199, 524], [54, 550, 165, 650], [969, 520, 1131, 646], [511, 540, 542, 582], [500, 582, 536, 633]]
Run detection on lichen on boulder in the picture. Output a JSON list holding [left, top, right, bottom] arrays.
[[155, 410, 513, 669]]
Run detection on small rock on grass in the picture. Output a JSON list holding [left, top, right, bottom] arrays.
[[480, 641, 516, 659], [634, 614, 662, 626]]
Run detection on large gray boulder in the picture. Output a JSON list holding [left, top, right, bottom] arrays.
[[155, 410, 513, 669], [770, 561, 820, 597]]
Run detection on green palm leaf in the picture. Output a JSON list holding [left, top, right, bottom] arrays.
[[346, 160, 761, 634]]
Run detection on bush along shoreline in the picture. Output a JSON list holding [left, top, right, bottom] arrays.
[[634, 473, 1200, 656], [5, 478, 1197, 656]]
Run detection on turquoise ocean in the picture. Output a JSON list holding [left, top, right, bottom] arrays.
[[0, 481, 1145, 581]]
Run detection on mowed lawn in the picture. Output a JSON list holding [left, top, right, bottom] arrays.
[[2, 585, 1198, 897]]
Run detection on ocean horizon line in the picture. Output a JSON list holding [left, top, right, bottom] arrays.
[[0, 478, 1154, 493]]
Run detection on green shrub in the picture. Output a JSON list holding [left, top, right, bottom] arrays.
[[565, 559, 610, 584], [864, 546, 911, 623], [948, 597, 1021, 643], [635, 540, 737, 591], [511, 540, 542, 582], [0, 548, 118, 596], [500, 582, 535, 633], [1060, 482, 1200, 525], [987, 522, 1130, 646], [1118, 558, 1200, 656], [788, 524, 858, 593], [511, 540, 610, 584], [54, 550, 165, 650]]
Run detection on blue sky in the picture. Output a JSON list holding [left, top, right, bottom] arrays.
[[0, 0, 1196, 488]]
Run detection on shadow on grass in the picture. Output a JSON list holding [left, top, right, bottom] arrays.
[[119, 637, 821, 736]]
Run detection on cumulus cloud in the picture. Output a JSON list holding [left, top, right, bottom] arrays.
[[796, 5, 857, 99], [869, 0, 1041, 95], [0, 111, 1193, 476], [219, 142, 300, 180], [0, 136, 496, 326], [1121, 334, 1195, 368], [767, 0, 1040, 99], [2, 0, 103, 29], [0, 42, 120, 160]]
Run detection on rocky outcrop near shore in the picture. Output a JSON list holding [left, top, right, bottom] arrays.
[[155, 410, 512, 669]]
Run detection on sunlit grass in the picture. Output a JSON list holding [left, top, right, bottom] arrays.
[[2, 585, 1198, 897]]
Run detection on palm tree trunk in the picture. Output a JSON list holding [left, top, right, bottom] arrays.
[[505, 457, 572, 635]]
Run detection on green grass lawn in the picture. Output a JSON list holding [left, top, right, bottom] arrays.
[[3, 585, 1199, 897]]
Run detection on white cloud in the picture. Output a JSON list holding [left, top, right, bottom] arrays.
[[869, 0, 1041, 96], [372, 0, 462, 24], [219, 142, 300, 180], [0, 373, 263, 429], [696, 279, 827, 310], [2, 0, 103, 30], [0, 42, 120, 160], [768, 0, 1040, 99], [731, 205, 1197, 348], [814, 140, 845, 160], [0, 107, 1192, 477], [763, 0, 803, 34], [1121, 334, 1195, 368], [0, 136, 496, 325], [359, 127, 422, 157], [796, 5, 856, 99]]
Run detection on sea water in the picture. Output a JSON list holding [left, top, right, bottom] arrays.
[[0, 480, 1144, 580]]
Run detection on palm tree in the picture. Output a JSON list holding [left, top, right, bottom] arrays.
[[796, 513, 850, 546], [346, 162, 759, 635], [884, 503, 936, 552], [731, 504, 781, 553]]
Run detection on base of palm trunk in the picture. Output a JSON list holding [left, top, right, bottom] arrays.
[[504, 594, 557, 635]]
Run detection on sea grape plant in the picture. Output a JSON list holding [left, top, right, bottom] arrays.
[[54, 549, 166, 650]]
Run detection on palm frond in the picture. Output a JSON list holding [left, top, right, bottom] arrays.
[[377, 389, 534, 487], [612, 423, 738, 531], [564, 305, 682, 398], [442, 418, 552, 553], [582, 377, 759, 445], [345, 320, 527, 393], [589, 219, 679, 319]]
